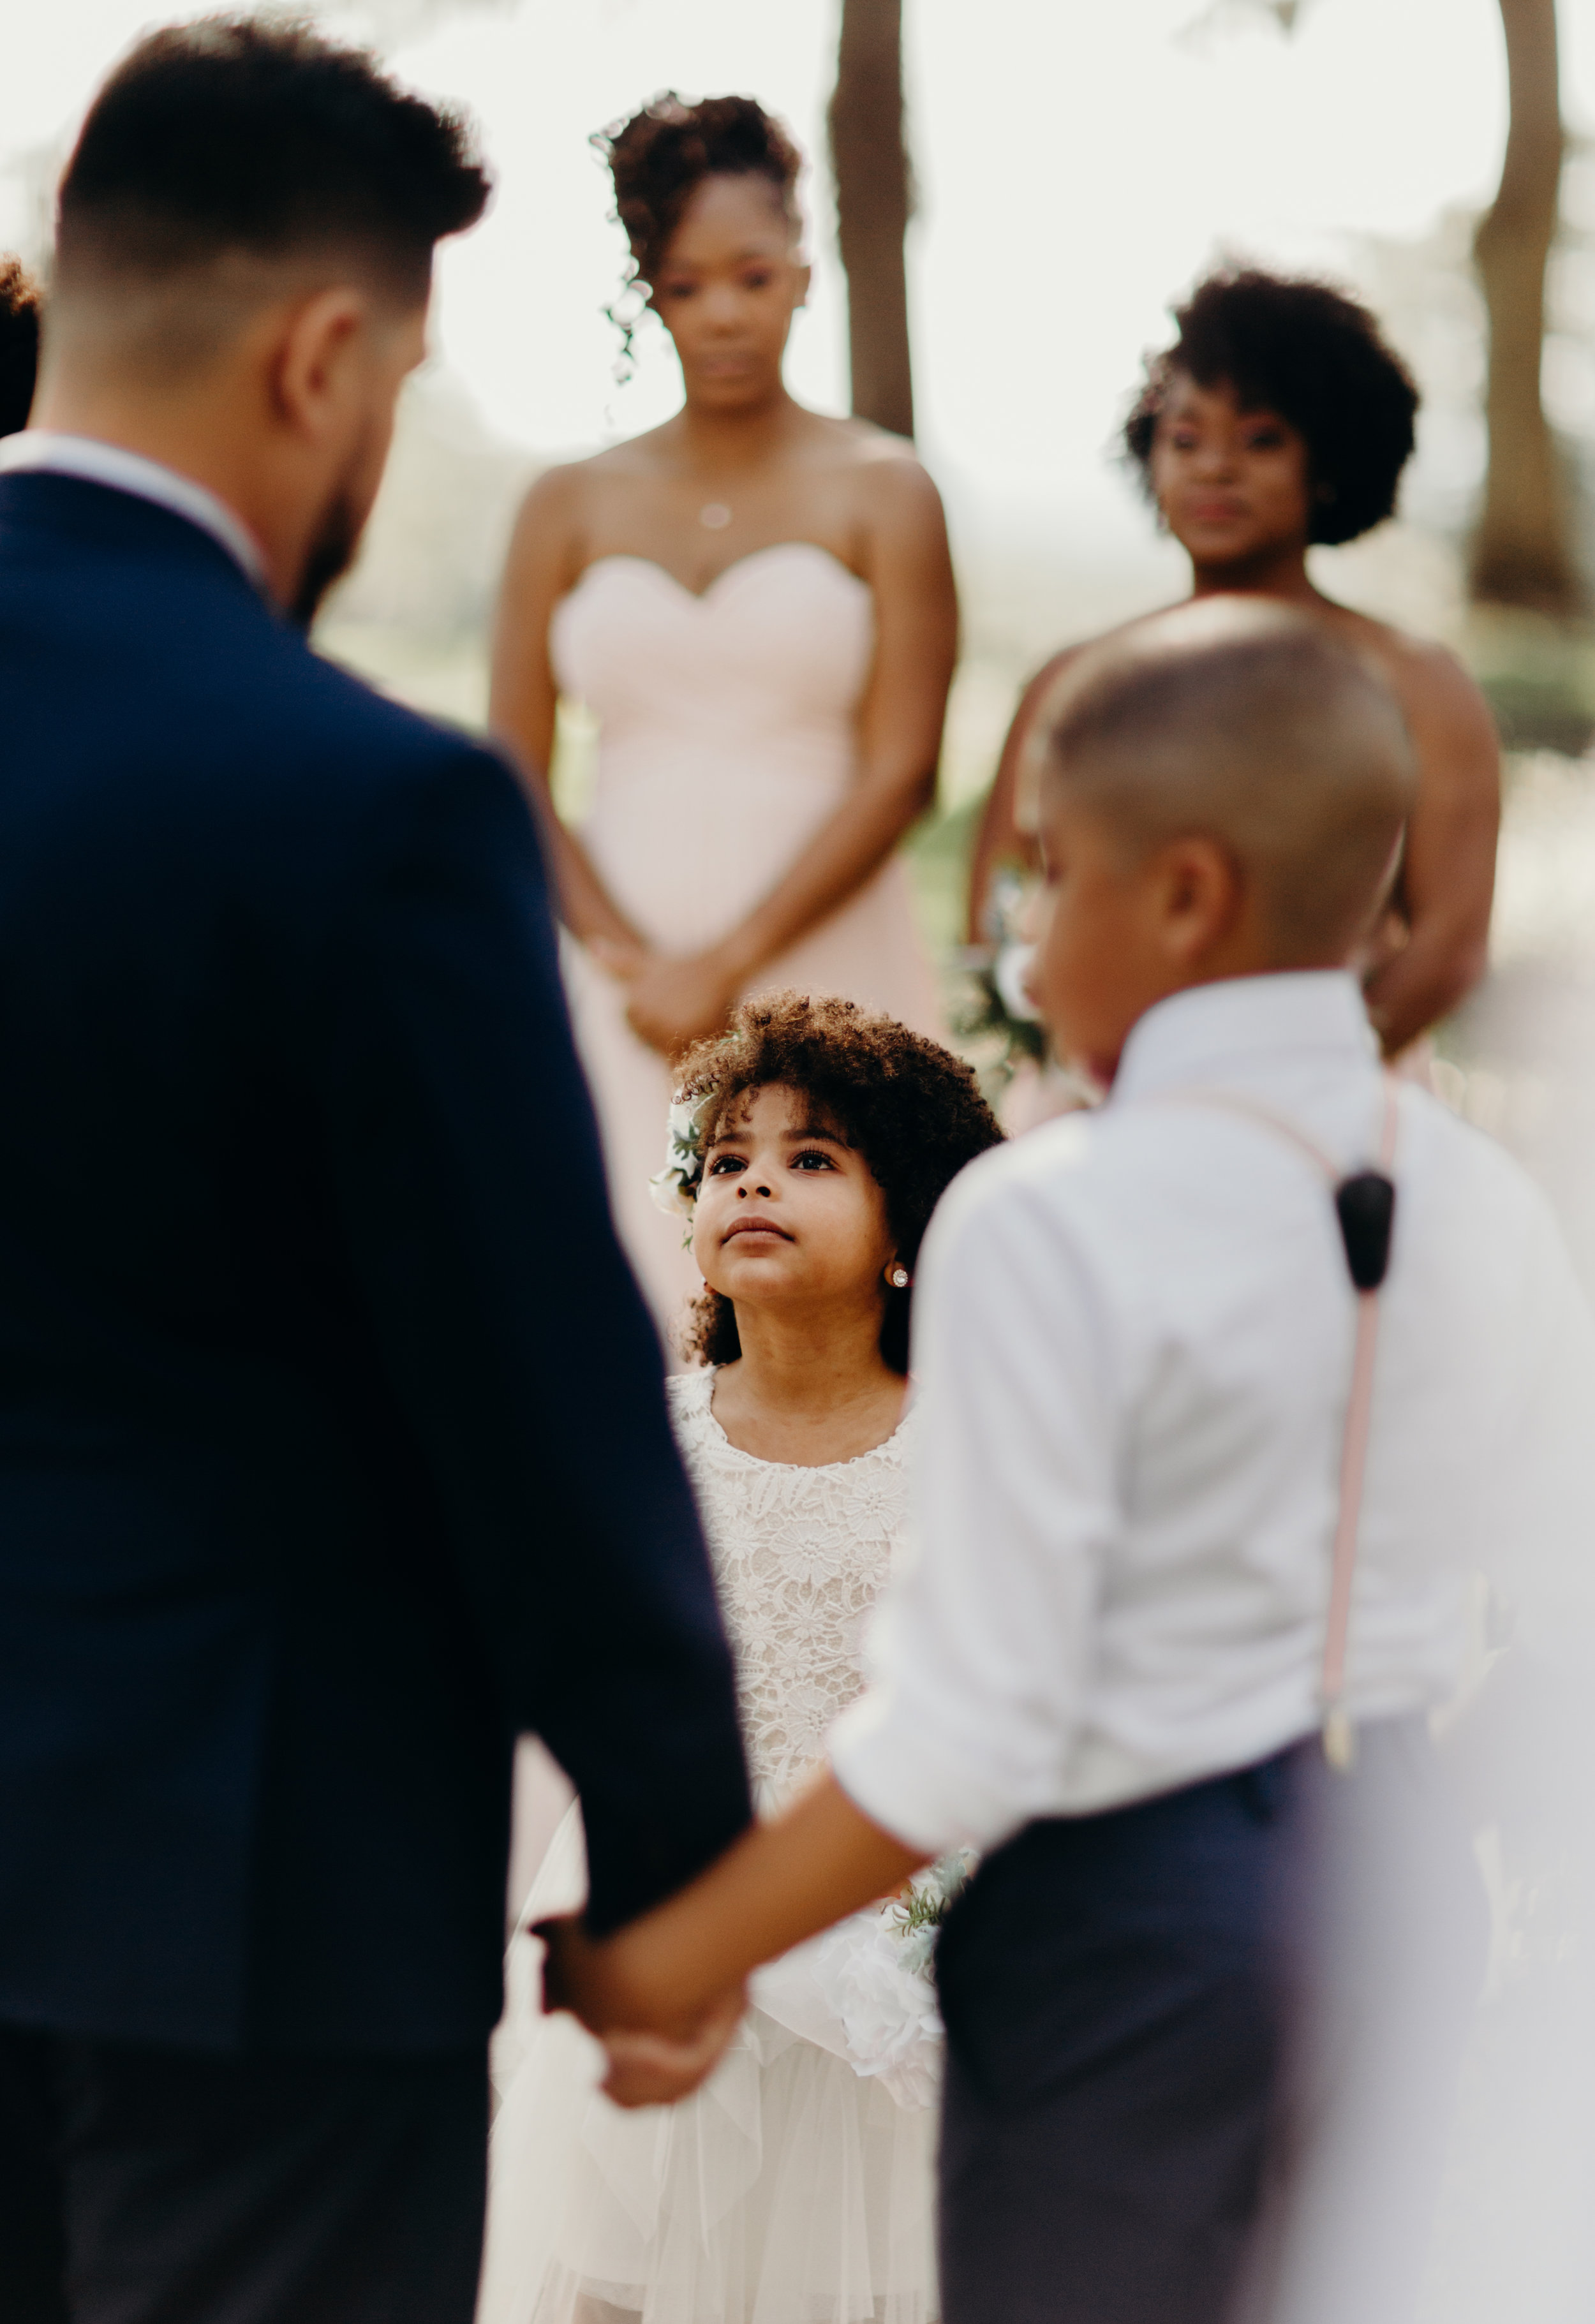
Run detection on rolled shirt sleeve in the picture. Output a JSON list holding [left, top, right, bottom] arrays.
[[831, 1137, 1119, 1856]]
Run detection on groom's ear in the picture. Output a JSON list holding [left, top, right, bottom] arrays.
[[266, 288, 370, 439], [266, 285, 426, 447]]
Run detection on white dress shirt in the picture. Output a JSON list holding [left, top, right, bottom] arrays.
[[0, 431, 266, 588], [831, 972, 1595, 1855]]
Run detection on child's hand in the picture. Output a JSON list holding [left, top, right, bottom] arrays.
[[541, 1777, 925, 2075], [537, 1913, 746, 2108], [597, 1990, 747, 2108]]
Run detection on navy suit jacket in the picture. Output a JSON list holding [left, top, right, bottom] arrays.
[[0, 471, 751, 2054]]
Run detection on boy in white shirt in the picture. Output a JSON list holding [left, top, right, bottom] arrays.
[[544, 600, 1594, 2323]]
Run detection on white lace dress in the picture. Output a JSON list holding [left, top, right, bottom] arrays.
[[477, 1368, 942, 2324]]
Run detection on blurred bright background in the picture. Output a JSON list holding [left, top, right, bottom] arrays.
[[10, 0, 1595, 747], [9, 0, 1595, 1206], [11, 1, 1595, 1244]]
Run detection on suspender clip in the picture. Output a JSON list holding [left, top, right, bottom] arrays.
[[1321, 1702, 1357, 1773], [1334, 1170, 1397, 1292]]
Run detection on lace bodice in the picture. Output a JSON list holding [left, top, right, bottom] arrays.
[[668, 1367, 915, 1802]]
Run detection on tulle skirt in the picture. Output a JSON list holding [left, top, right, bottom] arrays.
[[479, 1808, 942, 2324]]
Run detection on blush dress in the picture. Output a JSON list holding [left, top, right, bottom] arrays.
[[549, 545, 944, 1337], [477, 1368, 943, 2324]]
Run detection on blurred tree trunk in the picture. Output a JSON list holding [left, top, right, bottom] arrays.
[[1471, 0, 1584, 613], [828, 0, 915, 440]]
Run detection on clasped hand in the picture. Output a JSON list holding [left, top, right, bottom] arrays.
[[536, 1913, 746, 2109], [588, 937, 739, 1060]]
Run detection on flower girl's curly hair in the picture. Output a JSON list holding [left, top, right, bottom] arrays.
[[674, 992, 1003, 1375]]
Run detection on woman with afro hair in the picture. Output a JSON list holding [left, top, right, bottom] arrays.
[[482, 994, 1001, 2324], [968, 268, 1499, 1065], [491, 95, 958, 1332]]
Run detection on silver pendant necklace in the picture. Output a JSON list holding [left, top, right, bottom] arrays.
[[698, 501, 732, 531]]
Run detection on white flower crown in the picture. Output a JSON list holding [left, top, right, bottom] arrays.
[[648, 1092, 716, 1221]]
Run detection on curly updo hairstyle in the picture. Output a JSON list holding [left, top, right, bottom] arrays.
[[1124, 267, 1419, 547], [0, 258, 40, 439], [593, 91, 802, 306], [675, 992, 1003, 1375]]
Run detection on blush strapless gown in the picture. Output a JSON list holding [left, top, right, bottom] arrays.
[[550, 545, 943, 1338]]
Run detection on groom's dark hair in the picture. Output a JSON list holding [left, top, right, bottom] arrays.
[[57, 16, 489, 307], [0, 259, 41, 437]]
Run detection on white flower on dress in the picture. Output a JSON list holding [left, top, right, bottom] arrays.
[[810, 1914, 947, 2112], [895, 1923, 937, 1981], [993, 937, 1042, 1025]]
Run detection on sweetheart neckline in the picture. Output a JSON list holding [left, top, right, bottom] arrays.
[[564, 541, 870, 607]]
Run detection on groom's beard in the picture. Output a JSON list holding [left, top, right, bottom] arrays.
[[289, 484, 365, 633], [289, 411, 389, 633]]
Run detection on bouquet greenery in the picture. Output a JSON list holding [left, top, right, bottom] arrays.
[[882, 1849, 977, 1978], [949, 868, 1048, 1089]]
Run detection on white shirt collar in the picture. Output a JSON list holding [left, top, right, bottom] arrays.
[[1111, 970, 1377, 1105], [0, 431, 268, 589]]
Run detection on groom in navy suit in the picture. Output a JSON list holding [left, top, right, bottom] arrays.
[[0, 23, 750, 2323]]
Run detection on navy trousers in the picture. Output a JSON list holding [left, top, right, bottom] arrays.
[[934, 1723, 1485, 2324], [0, 2028, 488, 2324]]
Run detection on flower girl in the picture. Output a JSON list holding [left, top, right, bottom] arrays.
[[478, 991, 1001, 2324]]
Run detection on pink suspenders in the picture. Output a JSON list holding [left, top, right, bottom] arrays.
[[1143, 1078, 1402, 1771], [1320, 1083, 1400, 1768]]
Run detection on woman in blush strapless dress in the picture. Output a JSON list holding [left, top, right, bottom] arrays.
[[490, 94, 956, 1336], [549, 547, 938, 1324]]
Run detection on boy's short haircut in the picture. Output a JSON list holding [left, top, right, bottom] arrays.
[[1039, 600, 1417, 961], [56, 16, 489, 318]]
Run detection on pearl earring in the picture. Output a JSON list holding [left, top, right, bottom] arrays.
[[888, 1265, 910, 1289]]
